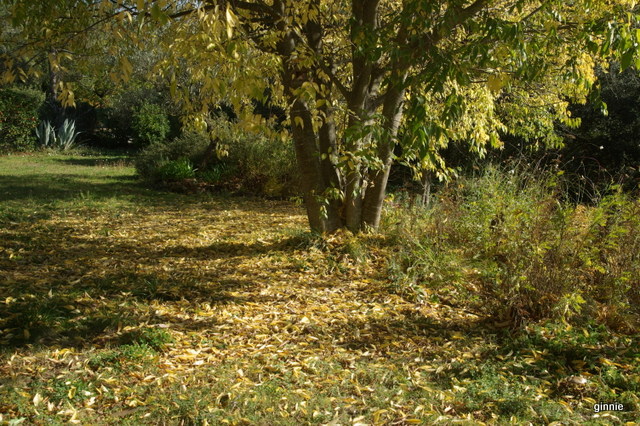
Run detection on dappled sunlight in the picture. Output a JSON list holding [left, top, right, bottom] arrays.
[[1, 154, 638, 424]]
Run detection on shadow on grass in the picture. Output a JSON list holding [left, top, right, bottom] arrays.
[[0, 155, 306, 349], [0, 174, 143, 202], [0, 173, 285, 213], [0, 264, 258, 349], [159, 236, 317, 260], [53, 157, 134, 167], [0, 219, 302, 349]]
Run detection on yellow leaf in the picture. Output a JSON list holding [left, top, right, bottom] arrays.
[[487, 74, 507, 93], [225, 5, 234, 39], [373, 409, 388, 423], [68, 386, 77, 399]]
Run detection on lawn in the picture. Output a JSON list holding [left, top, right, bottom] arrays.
[[0, 152, 638, 425]]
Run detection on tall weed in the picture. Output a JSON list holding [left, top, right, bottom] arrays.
[[385, 165, 639, 330]]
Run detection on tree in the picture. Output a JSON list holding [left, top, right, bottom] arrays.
[[2, 0, 638, 232]]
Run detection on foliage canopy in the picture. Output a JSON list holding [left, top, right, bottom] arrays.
[[1, 0, 639, 231]]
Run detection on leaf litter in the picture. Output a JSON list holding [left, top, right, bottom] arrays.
[[1, 158, 639, 424]]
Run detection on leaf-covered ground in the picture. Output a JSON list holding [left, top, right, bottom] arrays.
[[1, 152, 638, 425]]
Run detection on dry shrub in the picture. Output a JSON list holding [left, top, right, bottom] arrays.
[[385, 165, 639, 330]]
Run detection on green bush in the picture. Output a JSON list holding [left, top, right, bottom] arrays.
[[157, 158, 196, 181], [135, 117, 298, 197], [198, 163, 235, 184], [131, 102, 170, 147], [0, 86, 44, 153], [135, 131, 211, 182], [227, 130, 298, 197], [385, 165, 640, 330]]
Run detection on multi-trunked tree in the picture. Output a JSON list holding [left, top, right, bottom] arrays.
[[2, 0, 638, 232]]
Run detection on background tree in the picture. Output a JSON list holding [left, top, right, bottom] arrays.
[[2, 0, 638, 232], [561, 63, 640, 193]]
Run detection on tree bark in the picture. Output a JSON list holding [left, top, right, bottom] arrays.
[[46, 50, 64, 126], [361, 83, 406, 230], [280, 26, 342, 233], [277, 0, 403, 233]]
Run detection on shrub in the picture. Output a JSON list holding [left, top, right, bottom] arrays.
[[135, 131, 211, 182], [136, 117, 298, 197], [0, 86, 44, 153], [96, 86, 178, 148], [157, 158, 196, 181], [198, 163, 235, 184], [385, 165, 640, 330], [227, 130, 298, 197], [131, 102, 170, 147]]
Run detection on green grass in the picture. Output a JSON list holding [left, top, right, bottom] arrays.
[[1, 152, 639, 424], [0, 151, 135, 221]]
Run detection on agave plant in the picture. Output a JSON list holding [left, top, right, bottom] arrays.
[[35, 120, 56, 147], [55, 119, 80, 151]]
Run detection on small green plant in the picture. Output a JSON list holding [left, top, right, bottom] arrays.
[[198, 163, 233, 183], [121, 327, 174, 351], [88, 343, 158, 372], [56, 119, 80, 150], [157, 158, 196, 181], [87, 349, 123, 370], [35, 120, 56, 147]]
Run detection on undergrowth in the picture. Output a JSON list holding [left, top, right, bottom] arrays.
[[1, 153, 639, 424], [384, 164, 640, 331]]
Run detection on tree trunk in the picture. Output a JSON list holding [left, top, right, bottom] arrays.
[[280, 10, 345, 233], [278, 0, 404, 234], [46, 50, 64, 126], [289, 98, 343, 233], [361, 83, 406, 230]]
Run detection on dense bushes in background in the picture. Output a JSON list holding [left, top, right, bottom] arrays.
[[0, 86, 44, 153], [561, 65, 640, 194], [135, 131, 210, 181], [225, 129, 298, 198], [94, 86, 178, 149], [385, 164, 639, 331], [135, 118, 298, 197]]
